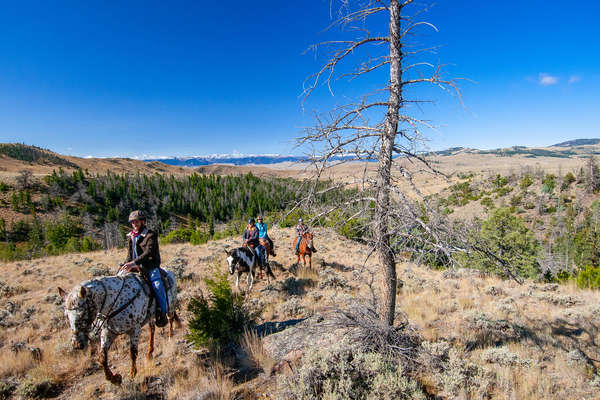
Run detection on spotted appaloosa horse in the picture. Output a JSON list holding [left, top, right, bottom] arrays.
[[226, 247, 275, 291], [294, 232, 315, 268], [58, 270, 178, 385]]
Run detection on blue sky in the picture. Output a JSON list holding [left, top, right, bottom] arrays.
[[0, 1, 598, 158]]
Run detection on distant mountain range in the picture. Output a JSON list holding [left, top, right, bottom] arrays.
[[3, 139, 600, 170], [145, 139, 600, 166], [144, 154, 308, 167]]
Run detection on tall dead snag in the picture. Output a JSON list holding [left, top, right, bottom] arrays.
[[299, 0, 460, 325]]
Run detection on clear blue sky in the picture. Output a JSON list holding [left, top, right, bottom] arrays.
[[0, 1, 598, 157]]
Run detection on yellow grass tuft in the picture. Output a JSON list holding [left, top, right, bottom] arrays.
[[241, 329, 275, 376]]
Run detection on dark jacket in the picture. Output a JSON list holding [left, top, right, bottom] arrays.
[[242, 225, 259, 247], [124, 227, 161, 275]]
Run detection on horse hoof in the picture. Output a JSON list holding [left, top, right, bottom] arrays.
[[111, 374, 122, 385]]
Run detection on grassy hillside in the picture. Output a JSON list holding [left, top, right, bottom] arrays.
[[1, 227, 600, 399]]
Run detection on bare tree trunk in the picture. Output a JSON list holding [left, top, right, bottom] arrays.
[[299, 0, 460, 326], [377, 0, 402, 326]]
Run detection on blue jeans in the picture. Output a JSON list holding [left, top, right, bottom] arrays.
[[149, 268, 168, 315], [296, 236, 302, 253], [256, 245, 265, 266]]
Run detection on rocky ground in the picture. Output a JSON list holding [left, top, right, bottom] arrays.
[[1, 227, 600, 399]]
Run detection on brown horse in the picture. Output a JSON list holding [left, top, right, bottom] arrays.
[[259, 237, 276, 257], [294, 232, 315, 268]]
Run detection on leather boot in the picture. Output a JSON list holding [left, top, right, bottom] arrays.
[[156, 309, 168, 327]]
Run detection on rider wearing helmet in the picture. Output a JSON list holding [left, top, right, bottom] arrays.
[[295, 217, 317, 254], [121, 210, 168, 327], [242, 218, 263, 266]]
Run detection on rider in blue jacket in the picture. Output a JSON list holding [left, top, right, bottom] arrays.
[[256, 216, 275, 256]]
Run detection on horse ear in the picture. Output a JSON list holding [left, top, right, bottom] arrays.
[[58, 287, 67, 300], [79, 286, 87, 298]]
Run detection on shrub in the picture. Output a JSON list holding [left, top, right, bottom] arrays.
[[562, 172, 576, 191], [542, 174, 556, 194], [0, 381, 15, 400], [519, 175, 533, 190], [280, 209, 310, 228], [81, 236, 101, 252], [17, 379, 62, 399], [277, 340, 427, 400], [186, 269, 254, 349], [458, 207, 541, 279], [162, 227, 194, 244], [480, 197, 494, 209], [576, 265, 600, 289], [338, 217, 365, 240]]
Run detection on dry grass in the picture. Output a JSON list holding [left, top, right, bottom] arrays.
[[241, 329, 275, 375], [0, 350, 37, 378], [2, 225, 600, 399], [167, 362, 234, 400]]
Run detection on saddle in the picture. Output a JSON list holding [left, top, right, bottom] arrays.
[[130, 268, 173, 313]]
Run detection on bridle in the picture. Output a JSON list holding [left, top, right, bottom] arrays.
[[67, 276, 142, 338]]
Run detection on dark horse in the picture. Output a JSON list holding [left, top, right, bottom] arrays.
[[226, 247, 275, 291], [294, 232, 315, 268]]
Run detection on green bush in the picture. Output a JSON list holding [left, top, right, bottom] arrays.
[[541, 174, 556, 194], [519, 175, 533, 190], [458, 207, 541, 279], [186, 269, 254, 349], [162, 227, 194, 244], [81, 236, 101, 252], [561, 172, 576, 191], [190, 230, 209, 245], [481, 197, 494, 209], [576, 265, 600, 289], [338, 218, 365, 240], [280, 209, 310, 228]]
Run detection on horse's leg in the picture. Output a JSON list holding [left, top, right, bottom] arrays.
[[309, 252, 312, 269], [129, 326, 141, 379], [146, 322, 155, 359], [98, 330, 121, 385], [236, 272, 240, 291], [248, 268, 254, 291]]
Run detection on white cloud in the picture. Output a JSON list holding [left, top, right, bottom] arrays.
[[539, 73, 558, 86], [568, 75, 581, 84]]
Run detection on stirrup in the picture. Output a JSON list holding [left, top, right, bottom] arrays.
[[156, 312, 168, 327]]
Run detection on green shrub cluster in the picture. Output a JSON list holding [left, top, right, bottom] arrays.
[[458, 207, 541, 279], [186, 269, 254, 349], [542, 174, 556, 194], [576, 265, 600, 289]]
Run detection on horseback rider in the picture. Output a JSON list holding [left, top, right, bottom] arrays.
[[296, 217, 317, 254], [120, 210, 168, 327], [256, 215, 275, 256], [242, 218, 264, 267]]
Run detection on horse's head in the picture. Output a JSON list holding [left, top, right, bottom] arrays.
[[225, 249, 237, 275], [305, 232, 314, 249], [58, 285, 95, 351]]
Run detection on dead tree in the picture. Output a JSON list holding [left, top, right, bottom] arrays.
[[298, 0, 461, 325]]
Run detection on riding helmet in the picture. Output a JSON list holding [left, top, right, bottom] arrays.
[[128, 210, 146, 222]]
